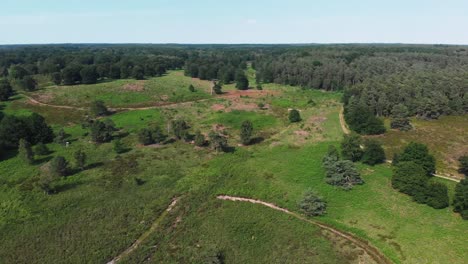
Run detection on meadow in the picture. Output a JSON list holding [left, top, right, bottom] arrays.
[[0, 70, 467, 264]]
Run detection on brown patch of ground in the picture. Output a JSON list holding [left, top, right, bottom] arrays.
[[220, 89, 280, 99], [122, 81, 145, 92], [212, 124, 227, 133], [211, 104, 226, 111], [294, 130, 310, 137]]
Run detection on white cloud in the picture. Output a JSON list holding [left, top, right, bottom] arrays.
[[245, 18, 257, 25]]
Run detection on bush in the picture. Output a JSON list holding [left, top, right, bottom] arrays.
[[453, 179, 468, 220], [188, 84, 195, 92], [90, 120, 115, 143], [138, 128, 154, 145], [391, 118, 412, 131], [213, 83, 223, 94], [209, 131, 228, 152], [194, 130, 205, 147], [341, 133, 363, 162], [323, 150, 363, 190], [74, 150, 86, 170], [113, 139, 126, 154], [392, 161, 429, 203], [425, 182, 449, 209], [288, 109, 301, 123], [362, 139, 386, 165], [90, 100, 109, 117], [49, 156, 69, 177], [171, 119, 190, 141], [298, 190, 327, 216], [458, 155, 468, 176], [240, 120, 253, 145], [18, 139, 34, 164]]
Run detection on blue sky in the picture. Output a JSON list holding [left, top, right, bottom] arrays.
[[1, 0, 467, 44]]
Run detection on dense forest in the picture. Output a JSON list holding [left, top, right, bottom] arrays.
[[1, 44, 467, 134]]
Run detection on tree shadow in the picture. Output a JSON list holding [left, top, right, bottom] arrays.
[[53, 180, 83, 193], [34, 156, 53, 165], [249, 137, 265, 145], [223, 146, 236, 153]]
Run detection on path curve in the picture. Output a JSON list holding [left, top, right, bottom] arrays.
[[217, 195, 393, 264], [107, 197, 179, 264]]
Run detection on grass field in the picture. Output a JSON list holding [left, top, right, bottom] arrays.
[[27, 71, 212, 108], [0, 70, 467, 264], [372, 115, 468, 178]]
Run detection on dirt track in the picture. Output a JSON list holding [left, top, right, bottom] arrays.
[[217, 195, 393, 264]]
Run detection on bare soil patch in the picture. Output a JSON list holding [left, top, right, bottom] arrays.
[[122, 81, 145, 92]]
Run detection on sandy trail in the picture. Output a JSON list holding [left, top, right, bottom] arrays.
[[217, 195, 393, 264], [107, 197, 179, 264]]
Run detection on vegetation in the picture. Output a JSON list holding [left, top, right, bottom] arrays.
[[239, 120, 253, 145], [453, 179, 468, 219], [340, 133, 363, 162], [459, 155, 468, 176], [288, 109, 301, 123], [298, 190, 327, 216], [396, 142, 435, 175], [18, 138, 34, 164], [323, 146, 363, 189], [90, 100, 109, 117], [362, 139, 386, 165]]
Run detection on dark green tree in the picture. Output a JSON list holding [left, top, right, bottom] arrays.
[[138, 128, 154, 145], [188, 84, 195, 92], [288, 109, 301, 123], [341, 133, 363, 162], [453, 179, 468, 220], [235, 71, 249, 90], [90, 120, 115, 143], [51, 72, 62, 85], [28, 113, 54, 144], [240, 120, 253, 145], [113, 138, 126, 153], [398, 142, 436, 175], [392, 161, 429, 203], [131, 66, 145, 80], [80, 65, 98, 84], [49, 156, 69, 177], [0, 79, 13, 101], [74, 149, 86, 170], [55, 128, 67, 145], [458, 155, 468, 177], [425, 182, 449, 209], [362, 139, 386, 165], [18, 138, 34, 164], [213, 83, 223, 94], [323, 159, 364, 189]]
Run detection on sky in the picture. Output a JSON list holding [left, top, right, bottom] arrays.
[[1, 0, 467, 44]]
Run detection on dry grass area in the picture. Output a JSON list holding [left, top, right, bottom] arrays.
[[369, 115, 468, 179]]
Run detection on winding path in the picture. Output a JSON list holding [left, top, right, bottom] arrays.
[[217, 195, 393, 264], [107, 198, 179, 264]]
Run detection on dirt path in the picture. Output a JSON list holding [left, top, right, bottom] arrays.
[[217, 195, 393, 264], [339, 106, 351, 135], [107, 198, 179, 264]]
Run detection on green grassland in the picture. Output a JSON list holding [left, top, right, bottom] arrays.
[[0, 71, 467, 264], [27, 71, 212, 108]]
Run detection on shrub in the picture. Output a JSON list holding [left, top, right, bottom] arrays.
[[391, 118, 412, 131], [240, 120, 253, 145], [453, 179, 468, 220], [458, 155, 468, 177], [188, 84, 195, 92], [362, 139, 386, 165], [392, 161, 429, 203], [425, 182, 449, 209], [49, 156, 69, 177], [74, 149, 86, 171], [90, 120, 115, 143], [288, 109, 301, 123], [90, 100, 109, 117], [209, 132, 228, 152], [113, 139, 126, 153], [138, 128, 154, 145], [298, 190, 327, 216], [171, 119, 190, 141], [213, 83, 223, 94], [194, 130, 205, 147], [341, 133, 363, 162]]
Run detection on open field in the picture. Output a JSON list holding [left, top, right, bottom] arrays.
[[1, 69, 467, 264], [26, 71, 212, 108], [371, 116, 468, 179]]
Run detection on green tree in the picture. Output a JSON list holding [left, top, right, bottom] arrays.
[[37, 172, 58, 194], [0, 79, 13, 101], [235, 71, 249, 90], [194, 130, 205, 147], [324, 159, 363, 189], [113, 138, 126, 153], [138, 128, 154, 145], [9, 65, 28, 79], [288, 109, 301, 123], [34, 142, 50, 155], [74, 149, 86, 170], [453, 179, 468, 220], [425, 182, 449, 209], [392, 161, 428, 203], [90, 100, 108, 117], [298, 190, 327, 216], [90, 120, 115, 143], [16, 76, 37, 91], [171, 119, 189, 141], [51, 72, 62, 85], [131, 66, 145, 80], [398, 142, 436, 175], [80, 65, 98, 84], [28, 113, 54, 144], [341, 133, 363, 162], [240, 120, 253, 145], [458, 155, 468, 177], [18, 138, 34, 164], [55, 128, 67, 145], [152, 125, 167, 144], [213, 83, 223, 94], [362, 139, 386, 165], [49, 156, 69, 177]]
